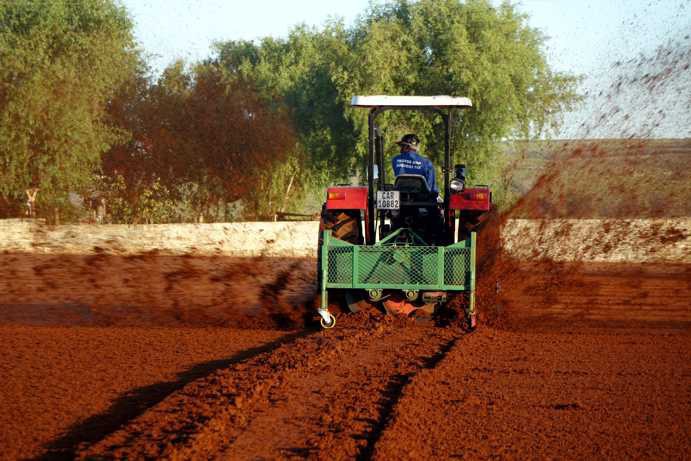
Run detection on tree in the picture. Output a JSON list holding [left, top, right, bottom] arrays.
[[103, 60, 296, 222], [214, 26, 359, 176], [0, 0, 138, 218], [214, 0, 580, 206], [187, 63, 295, 214]]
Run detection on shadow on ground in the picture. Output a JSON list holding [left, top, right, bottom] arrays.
[[37, 330, 313, 460]]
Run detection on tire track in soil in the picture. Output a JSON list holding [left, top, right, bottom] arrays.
[[212, 322, 461, 460], [356, 336, 459, 461], [37, 330, 309, 460], [78, 317, 462, 460], [367, 327, 691, 460]]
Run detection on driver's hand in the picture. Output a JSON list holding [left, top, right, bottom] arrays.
[[436, 196, 443, 204]]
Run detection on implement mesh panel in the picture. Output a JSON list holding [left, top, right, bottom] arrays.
[[358, 246, 439, 285], [326, 244, 472, 289], [444, 247, 471, 285], [327, 247, 353, 284]]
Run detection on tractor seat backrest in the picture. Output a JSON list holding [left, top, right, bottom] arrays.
[[394, 174, 431, 194]]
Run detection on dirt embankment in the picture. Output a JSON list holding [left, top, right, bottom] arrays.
[[475, 138, 691, 324], [502, 218, 690, 263], [0, 254, 316, 329], [0, 220, 319, 257], [2, 139, 688, 332]]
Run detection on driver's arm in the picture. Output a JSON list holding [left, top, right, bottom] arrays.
[[426, 160, 438, 194]]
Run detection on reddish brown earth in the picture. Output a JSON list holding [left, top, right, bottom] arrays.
[[0, 326, 294, 460], [508, 139, 691, 219], [2, 259, 688, 460], [0, 255, 316, 329], [64, 261, 687, 460], [371, 325, 691, 460], [1, 141, 690, 459]]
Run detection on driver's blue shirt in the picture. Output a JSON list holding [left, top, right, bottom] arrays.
[[391, 151, 438, 193]]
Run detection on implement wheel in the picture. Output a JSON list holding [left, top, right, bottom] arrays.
[[320, 312, 336, 329]]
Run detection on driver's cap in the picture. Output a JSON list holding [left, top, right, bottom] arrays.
[[395, 133, 420, 150]]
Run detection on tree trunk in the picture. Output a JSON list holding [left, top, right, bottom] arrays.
[[280, 173, 296, 213]]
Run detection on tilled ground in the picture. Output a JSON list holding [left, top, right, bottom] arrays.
[[371, 327, 691, 460], [2, 188, 690, 459], [0, 260, 680, 460], [78, 316, 460, 460], [0, 326, 291, 460]]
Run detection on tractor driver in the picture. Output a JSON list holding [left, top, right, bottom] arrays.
[[392, 134, 438, 196]]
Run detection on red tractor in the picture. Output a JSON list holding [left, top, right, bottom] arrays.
[[317, 96, 491, 329]]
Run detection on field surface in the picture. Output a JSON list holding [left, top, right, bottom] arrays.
[[1, 139, 690, 460], [2, 261, 689, 460]]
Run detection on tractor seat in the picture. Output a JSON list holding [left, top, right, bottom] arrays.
[[394, 174, 430, 193], [393, 174, 437, 204]]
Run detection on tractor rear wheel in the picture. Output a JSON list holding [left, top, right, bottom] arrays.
[[320, 208, 362, 243], [316, 207, 362, 287]]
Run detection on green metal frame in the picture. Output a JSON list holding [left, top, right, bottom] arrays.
[[320, 228, 477, 317]]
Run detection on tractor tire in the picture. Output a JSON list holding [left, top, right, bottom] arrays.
[[321, 209, 362, 244]]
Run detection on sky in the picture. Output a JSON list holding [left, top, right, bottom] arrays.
[[122, 0, 370, 73], [122, 0, 690, 75], [121, 0, 691, 137]]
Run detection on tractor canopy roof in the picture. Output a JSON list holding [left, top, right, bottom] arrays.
[[351, 95, 472, 109]]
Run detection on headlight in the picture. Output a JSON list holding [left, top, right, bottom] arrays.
[[450, 178, 465, 191]]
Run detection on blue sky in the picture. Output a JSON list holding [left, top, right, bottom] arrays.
[[122, 0, 690, 76]]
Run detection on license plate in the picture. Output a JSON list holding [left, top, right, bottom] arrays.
[[376, 191, 400, 210]]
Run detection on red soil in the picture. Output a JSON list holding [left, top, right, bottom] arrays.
[[0, 255, 316, 329], [1, 139, 689, 458], [67, 257, 690, 460], [57, 254, 685, 459], [2, 241, 689, 460], [508, 139, 691, 219], [0, 326, 289, 460], [372, 325, 691, 460]]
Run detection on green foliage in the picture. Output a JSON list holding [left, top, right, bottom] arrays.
[[103, 60, 296, 221], [214, 26, 359, 176], [0, 0, 138, 215], [98, 174, 179, 224], [214, 0, 581, 209], [0, 0, 580, 222]]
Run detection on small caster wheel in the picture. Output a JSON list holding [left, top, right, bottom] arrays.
[[320, 312, 336, 329]]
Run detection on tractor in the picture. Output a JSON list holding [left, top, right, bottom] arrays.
[[316, 95, 491, 329]]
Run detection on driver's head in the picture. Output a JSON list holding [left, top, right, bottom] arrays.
[[395, 133, 420, 152]]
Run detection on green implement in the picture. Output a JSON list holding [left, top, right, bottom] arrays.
[[318, 228, 477, 324]]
